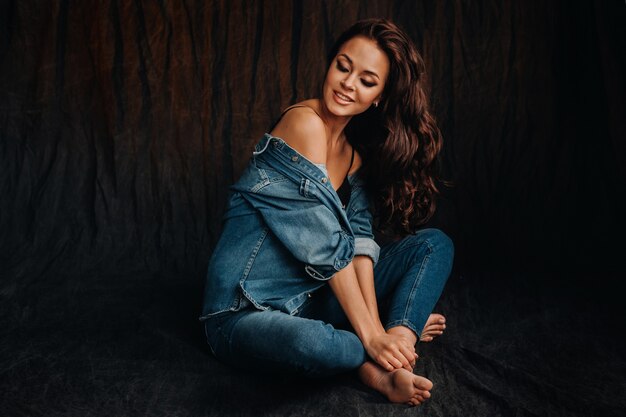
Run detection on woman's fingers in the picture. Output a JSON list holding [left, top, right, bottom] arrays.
[[391, 340, 417, 370], [374, 350, 404, 371], [378, 359, 394, 372], [367, 333, 419, 371], [380, 347, 415, 371], [398, 344, 417, 369], [384, 355, 404, 370]]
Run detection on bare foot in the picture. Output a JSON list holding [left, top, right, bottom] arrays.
[[420, 313, 446, 342], [358, 361, 433, 406]]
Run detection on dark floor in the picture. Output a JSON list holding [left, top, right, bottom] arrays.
[[1, 269, 624, 417]]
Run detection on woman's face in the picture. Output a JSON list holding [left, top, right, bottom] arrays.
[[323, 36, 390, 118]]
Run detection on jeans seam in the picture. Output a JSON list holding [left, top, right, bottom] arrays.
[[222, 311, 253, 358], [242, 228, 268, 279], [385, 319, 419, 336], [394, 240, 433, 337]]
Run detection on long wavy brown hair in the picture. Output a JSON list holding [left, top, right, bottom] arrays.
[[329, 19, 444, 237]]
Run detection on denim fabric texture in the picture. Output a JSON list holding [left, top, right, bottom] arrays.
[[200, 134, 380, 319], [203, 228, 454, 377], [200, 133, 454, 377]]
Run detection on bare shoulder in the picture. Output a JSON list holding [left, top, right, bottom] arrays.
[[269, 101, 328, 164]]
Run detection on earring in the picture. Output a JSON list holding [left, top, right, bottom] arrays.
[[374, 102, 379, 108]]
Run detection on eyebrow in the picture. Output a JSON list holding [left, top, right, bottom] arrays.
[[338, 53, 380, 80]]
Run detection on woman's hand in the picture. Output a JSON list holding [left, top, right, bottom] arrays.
[[363, 331, 417, 372], [327, 262, 417, 372]]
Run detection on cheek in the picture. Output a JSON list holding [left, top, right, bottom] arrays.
[[358, 89, 381, 104], [324, 69, 341, 87]]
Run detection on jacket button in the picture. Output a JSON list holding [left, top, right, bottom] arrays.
[[321, 177, 328, 183], [291, 156, 298, 162]]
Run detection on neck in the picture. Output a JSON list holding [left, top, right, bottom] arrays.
[[318, 99, 351, 146]]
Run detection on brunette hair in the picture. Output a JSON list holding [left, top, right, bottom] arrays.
[[329, 18, 444, 237]]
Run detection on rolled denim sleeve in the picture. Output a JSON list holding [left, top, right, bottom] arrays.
[[233, 170, 354, 281], [347, 179, 380, 264], [354, 237, 380, 264]]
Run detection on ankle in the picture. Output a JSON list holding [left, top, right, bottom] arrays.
[[387, 325, 417, 346]]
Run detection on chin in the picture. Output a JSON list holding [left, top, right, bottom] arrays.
[[327, 104, 352, 117]]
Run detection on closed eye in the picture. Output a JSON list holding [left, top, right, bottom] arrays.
[[336, 62, 349, 73], [361, 79, 376, 87]]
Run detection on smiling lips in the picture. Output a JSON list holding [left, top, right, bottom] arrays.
[[333, 90, 354, 104]]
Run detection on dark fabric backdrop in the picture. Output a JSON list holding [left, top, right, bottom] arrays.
[[1, 1, 625, 416]]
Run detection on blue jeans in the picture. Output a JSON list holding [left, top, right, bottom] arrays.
[[203, 228, 453, 378]]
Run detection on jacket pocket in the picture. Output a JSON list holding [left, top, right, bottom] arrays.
[[250, 168, 270, 193], [298, 178, 318, 200]]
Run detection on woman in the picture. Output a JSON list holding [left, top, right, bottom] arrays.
[[200, 18, 453, 406]]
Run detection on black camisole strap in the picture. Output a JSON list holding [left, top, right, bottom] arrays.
[[268, 104, 323, 133]]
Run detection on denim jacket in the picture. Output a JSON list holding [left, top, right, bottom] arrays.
[[200, 133, 380, 319]]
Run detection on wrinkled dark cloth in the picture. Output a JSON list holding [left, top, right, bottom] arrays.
[[1, 1, 624, 416]]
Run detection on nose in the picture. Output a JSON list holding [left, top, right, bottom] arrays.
[[340, 77, 355, 91]]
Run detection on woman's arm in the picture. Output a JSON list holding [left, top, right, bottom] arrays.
[[267, 106, 415, 368], [352, 255, 384, 330], [353, 255, 417, 369], [329, 262, 417, 371]]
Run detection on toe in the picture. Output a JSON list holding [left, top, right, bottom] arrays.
[[423, 323, 446, 333], [408, 398, 421, 406], [414, 377, 433, 391], [429, 313, 445, 323]]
